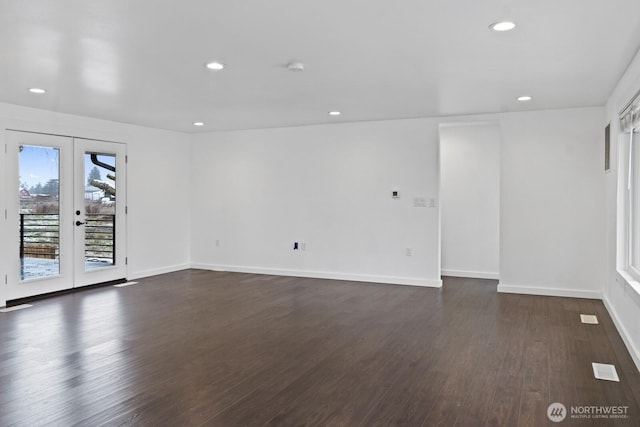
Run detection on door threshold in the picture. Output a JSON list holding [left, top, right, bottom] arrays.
[[6, 278, 127, 307]]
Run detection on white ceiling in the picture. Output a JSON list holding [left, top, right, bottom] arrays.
[[1, 0, 639, 133]]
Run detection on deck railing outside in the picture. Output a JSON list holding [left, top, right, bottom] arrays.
[[19, 213, 115, 263], [85, 214, 116, 262]]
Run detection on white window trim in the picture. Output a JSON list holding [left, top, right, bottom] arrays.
[[618, 87, 640, 287], [623, 127, 640, 285]]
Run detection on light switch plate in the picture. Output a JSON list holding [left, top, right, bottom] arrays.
[[413, 197, 427, 207]]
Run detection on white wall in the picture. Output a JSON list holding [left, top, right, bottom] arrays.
[[498, 107, 605, 299], [0, 101, 611, 328], [0, 123, 6, 306], [604, 47, 640, 371], [190, 119, 442, 287], [440, 123, 500, 279], [0, 102, 191, 306], [190, 108, 606, 295]]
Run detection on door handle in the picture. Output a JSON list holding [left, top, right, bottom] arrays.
[[75, 221, 85, 226]]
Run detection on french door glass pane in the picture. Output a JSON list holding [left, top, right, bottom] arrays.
[[84, 152, 116, 271], [19, 145, 60, 280]]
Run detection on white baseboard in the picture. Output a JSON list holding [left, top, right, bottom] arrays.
[[129, 263, 190, 280], [190, 263, 442, 288], [441, 269, 499, 280], [603, 296, 640, 373], [497, 283, 602, 300]]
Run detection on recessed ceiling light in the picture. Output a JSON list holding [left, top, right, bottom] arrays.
[[206, 62, 224, 71], [287, 62, 305, 72], [29, 88, 46, 94], [517, 96, 532, 102], [490, 21, 516, 31], [328, 111, 341, 116], [193, 122, 205, 126]]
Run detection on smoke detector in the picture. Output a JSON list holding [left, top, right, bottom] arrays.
[[287, 62, 305, 71]]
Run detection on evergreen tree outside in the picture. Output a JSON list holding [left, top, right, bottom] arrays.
[[42, 179, 59, 195], [29, 183, 44, 194], [87, 166, 102, 185]]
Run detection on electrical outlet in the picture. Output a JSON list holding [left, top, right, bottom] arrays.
[[405, 248, 412, 257]]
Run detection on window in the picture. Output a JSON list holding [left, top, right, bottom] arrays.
[[621, 91, 640, 278], [630, 129, 640, 274]]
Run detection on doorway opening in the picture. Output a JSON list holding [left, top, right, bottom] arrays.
[[439, 122, 500, 280]]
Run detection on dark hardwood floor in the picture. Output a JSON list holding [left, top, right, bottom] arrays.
[[1, 270, 639, 426]]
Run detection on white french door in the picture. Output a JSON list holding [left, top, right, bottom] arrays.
[[6, 130, 127, 300], [73, 138, 127, 287]]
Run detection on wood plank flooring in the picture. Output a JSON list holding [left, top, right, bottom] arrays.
[[0, 270, 639, 426]]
